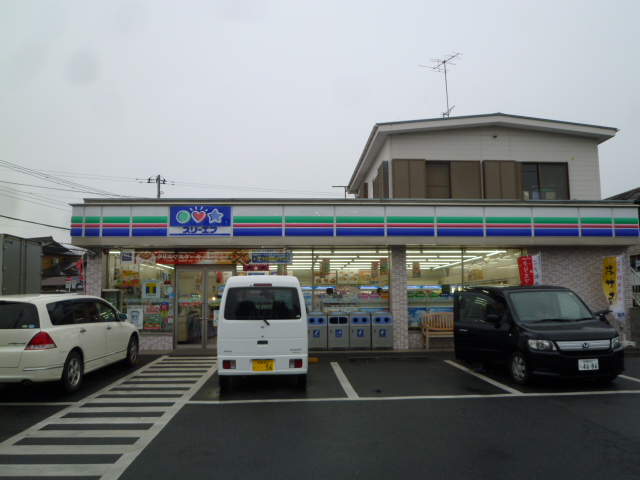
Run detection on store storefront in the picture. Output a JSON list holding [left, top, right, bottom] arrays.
[[70, 198, 639, 351]]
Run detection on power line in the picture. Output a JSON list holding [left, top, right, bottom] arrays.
[[0, 214, 70, 231], [0, 190, 71, 212], [0, 160, 129, 198]]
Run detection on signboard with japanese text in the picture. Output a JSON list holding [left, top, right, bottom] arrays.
[[250, 249, 292, 264], [518, 255, 542, 285], [603, 256, 626, 321], [169, 206, 231, 236]]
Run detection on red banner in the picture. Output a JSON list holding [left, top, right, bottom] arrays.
[[518, 256, 535, 285]]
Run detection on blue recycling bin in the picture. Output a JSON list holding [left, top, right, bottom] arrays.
[[307, 313, 328, 351], [349, 312, 371, 350], [372, 314, 393, 350], [328, 312, 350, 350]]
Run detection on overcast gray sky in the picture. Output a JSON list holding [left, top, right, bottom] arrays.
[[2, 0, 639, 245]]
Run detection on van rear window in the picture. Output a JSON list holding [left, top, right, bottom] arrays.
[[0, 302, 39, 329], [224, 287, 302, 320]]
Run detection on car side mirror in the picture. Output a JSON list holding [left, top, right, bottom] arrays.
[[119, 313, 128, 321], [486, 314, 500, 324]]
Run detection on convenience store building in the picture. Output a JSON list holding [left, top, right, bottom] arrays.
[[70, 114, 640, 351]]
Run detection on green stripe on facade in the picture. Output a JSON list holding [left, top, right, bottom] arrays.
[[285, 216, 334, 223], [437, 217, 484, 223], [103, 216, 131, 224], [85, 216, 101, 223], [132, 216, 168, 223], [387, 216, 435, 223], [533, 217, 579, 224], [336, 216, 384, 223], [614, 218, 639, 225], [581, 217, 613, 224], [486, 217, 532, 224], [234, 216, 283, 223], [71, 216, 83, 223]]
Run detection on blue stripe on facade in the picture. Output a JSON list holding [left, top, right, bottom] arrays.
[[336, 228, 385, 236], [285, 228, 334, 236], [581, 229, 613, 237], [437, 228, 484, 237], [387, 227, 435, 236], [85, 228, 100, 237], [102, 228, 131, 237], [70, 228, 83, 237], [614, 229, 640, 237], [233, 228, 282, 236], [486, 228, 532, 237], [132, 228, 168, 237], [534, 228, 580, 237]]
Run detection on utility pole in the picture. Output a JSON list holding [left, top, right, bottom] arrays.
[[147, 175, 167, 198], [419, 52, 462, 117]]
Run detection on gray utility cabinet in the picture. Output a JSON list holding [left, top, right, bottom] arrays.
[[0, 234, 42, 295]]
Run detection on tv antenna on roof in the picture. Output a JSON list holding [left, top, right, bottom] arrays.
[[419, 52, 462, 117]]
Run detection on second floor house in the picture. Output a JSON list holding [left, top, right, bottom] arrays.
[[347, 113, 617, 201]]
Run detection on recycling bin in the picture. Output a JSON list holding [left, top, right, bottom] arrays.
[[307, 312, 328, 351], [328, 312, 350, 350], [372, 314, 393, 350], [349, 312, 371, 350]]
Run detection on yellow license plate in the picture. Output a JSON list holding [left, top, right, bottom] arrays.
[[252, 359, 274, 372]]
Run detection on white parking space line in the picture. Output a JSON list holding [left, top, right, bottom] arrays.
[[444, 360, 524, 395], [619, 374, 640, 383], [0, 355, 218, 480], [330, 362, 360, 399]]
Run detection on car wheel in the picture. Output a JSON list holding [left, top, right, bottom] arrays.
[[124, 336, 139, 367], [296, 374, 307, 390], [61, 351, 83, 393], [219, 375, 231, 392], [509, 351, 530, 385]]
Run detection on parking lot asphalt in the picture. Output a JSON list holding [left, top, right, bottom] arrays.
[[1, 351, 640, 479]]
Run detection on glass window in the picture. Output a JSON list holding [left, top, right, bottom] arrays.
[[96, 302, 118, 322], [509, 290, 593, 323], [0, 303, 39, 329], [47, 300, 75, 326], [72, 300, 100, 324], [107, 252, 175, 333], [522, 163, 568, 200], [224, 287, 302, 320]]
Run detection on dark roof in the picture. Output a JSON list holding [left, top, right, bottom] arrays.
[[465, 285, 571, 294], [606, 187, 640, 202]]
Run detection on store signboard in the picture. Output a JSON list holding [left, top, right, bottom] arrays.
[[169, 206, 232, 236], [144, 249, 251, 265], [250, 249, 292, 264]]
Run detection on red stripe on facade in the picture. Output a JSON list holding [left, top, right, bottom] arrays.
[[132, 224, 168, 228], [486, 224, 532, 228], [387, 223, 435, 227], [437, 224, 484, 228], [336, 223, 385, 228], [284, 223, 334, 227], [534, 224, 579, 228], [102, 224, 130, 228], [234, 224, 283, 228]]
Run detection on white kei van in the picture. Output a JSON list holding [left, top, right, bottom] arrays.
[[217, 276, 308, 391]]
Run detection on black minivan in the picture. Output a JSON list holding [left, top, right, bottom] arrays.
[[453, 285, 625, 385]]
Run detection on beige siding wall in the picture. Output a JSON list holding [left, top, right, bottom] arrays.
[[386, 127, 602, 200]]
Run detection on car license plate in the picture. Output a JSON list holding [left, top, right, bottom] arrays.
[[252, 359, 274, 372], [578, 359, 599, 371]]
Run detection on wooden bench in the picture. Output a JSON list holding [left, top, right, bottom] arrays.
[[421, 312, 454, 350]]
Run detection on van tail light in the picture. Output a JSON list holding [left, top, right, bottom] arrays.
[[289, 359, 303, 369], [25, 332, 57, 350], [222, 360, 236, 369]]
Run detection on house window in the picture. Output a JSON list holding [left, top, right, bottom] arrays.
[[522, 163, 568, 200]]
